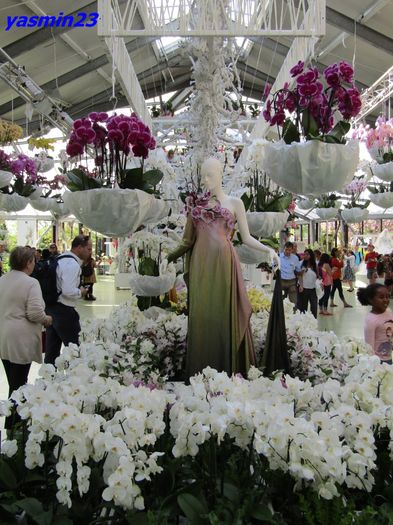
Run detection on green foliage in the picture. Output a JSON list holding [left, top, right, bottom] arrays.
[[242, 171, 292, 213], [368, 181, 393, 194], [65, 168, 102, 192], [315, 193, 340, 208], [119, 167, 163, 194]]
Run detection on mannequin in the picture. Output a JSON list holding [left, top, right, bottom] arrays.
[[168, 157, 279, 379]]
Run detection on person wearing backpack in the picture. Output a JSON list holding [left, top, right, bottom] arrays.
[[44, 235, 91, 366]]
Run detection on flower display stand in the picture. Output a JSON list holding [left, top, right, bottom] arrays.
[[372, 162, 393, 182], [315, 207, 338, 220], [263, 140, 358, 196], [0, 193, 28, 212], [63, 188, 168, 237], [246, 211, 288, 237], [341, 208, 369, 223], [369, 192, 393, 209]]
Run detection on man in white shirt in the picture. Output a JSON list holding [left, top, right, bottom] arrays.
[[279, 241, 303, 304], [44, 235, 91, 365]]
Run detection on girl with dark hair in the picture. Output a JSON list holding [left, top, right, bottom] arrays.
[[298, 248, 318, 318], [357, 284, 393, 364], [330, 247, 352, 308], [318, 253, 333, 316]]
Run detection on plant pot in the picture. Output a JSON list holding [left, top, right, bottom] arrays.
[[341, 207, 369, 223], [263, 139, 358, 196], [129, 272, 176, 296], [28, 186, 44, 200], [315, 207, 338, 220], [63, 188, 168, 237], [30, 198, 69, 218], [369, 192, 393, 209], [0, 170, 13, 188], [297, 198, 314, 210], [371, 162, 393, 182], [246, 211, 288, 237], [0, 193, 28, 212], [235, 244, 269, 265]]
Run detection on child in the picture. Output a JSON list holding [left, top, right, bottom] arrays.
[[357, 284, 393, 364]]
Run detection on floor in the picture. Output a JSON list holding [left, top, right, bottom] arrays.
[[0, 274, 373, 431]]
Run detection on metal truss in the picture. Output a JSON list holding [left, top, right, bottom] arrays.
[[0, 49, 73, 136], [98, 0, 326, 37], [353, 65, 393, 124]]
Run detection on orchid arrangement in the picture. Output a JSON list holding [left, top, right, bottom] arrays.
[[0, 149, 47, 197], [353, 116, 393, 163], [343, 178, 369, 209], [314, 193, 340, 208], [241, 171, 292, 212], [64, 112, 163, 193], [263, 60, 361, 144]]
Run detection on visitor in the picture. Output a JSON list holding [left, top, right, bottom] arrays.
[[318, 252, 333, 316], [365, 243, 379, 284], [298, 248, 318, 318], [343, 248, 356, 292], [384, 254, 393, 296], [375, 261, 385, 285], [357, 283, 393, 364], [0, 246, 52, 430], [48, 242, 59, 258], [314, 249, 321, 265], [330, 248, 352, 308], [82, 254, 98, 301], [167, 149, 175, 163], [44, 235, 91, 366], [0, 240, 6, 276], [280, 241, 302, 305]]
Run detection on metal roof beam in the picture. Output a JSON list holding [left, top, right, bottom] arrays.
[[326, 6, 393, 54]]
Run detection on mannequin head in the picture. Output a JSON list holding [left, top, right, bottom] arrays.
[[201, 157, 223, 192]]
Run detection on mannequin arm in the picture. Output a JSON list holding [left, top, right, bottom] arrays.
[[167, 215, 196, 263], [233, 198, 280, 268]]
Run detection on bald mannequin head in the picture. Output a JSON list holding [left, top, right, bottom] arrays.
[[201, 157, 223, 192]]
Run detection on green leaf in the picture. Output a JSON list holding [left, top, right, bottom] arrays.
[[120, 167, 144, 190], [302, 109, 319, 139], [142, 169, 164, 186], [177, 493, 209, 525], [52, 518, 74, 525], [125, 512, 149, 525], [251, 503, 275, 522], [282, 119, 300, 145], [264, 194, 292, 212], [65, 168, 101, 191], [367, 185, 378, 194], [16, 497, 44, 516], [326, 120, 351, 144], [0, 459, 17, 489], [240, 192, 253, 212]]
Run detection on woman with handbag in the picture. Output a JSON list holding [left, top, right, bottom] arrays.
[[82, 256, 97, 301], [298, 248, 319, 318]]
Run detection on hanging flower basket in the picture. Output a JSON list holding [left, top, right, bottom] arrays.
[[263, 140, 358, 196], [315, 207, 338, 220], [235, 244, 268, 265], [129, 272, 176, 296], [246, 211, 288, 237], [0, 193, 28, 212], [369, 192, 393, 209], [35, 154, 55, 173], [372, 162, 393, 182], [341, 207, 369, 223], [0, 170, 13, 188], [297, 198, 314, 210], [63, 188, 167, 237], [28, 186, 44, 200], [30, 198, 70, 218]]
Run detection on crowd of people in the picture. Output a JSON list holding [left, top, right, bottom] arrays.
[[280, 241, 393, 318]]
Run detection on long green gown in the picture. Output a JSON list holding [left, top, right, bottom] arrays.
[[169, 204, 256, 378]]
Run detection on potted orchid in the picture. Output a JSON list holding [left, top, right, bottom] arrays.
[[353, 117, 393, 181], [62, 112, 168, 237], [241, 171, 291, 237], [262, 61, 361, 195], [367, 180, 393, 209], [341, 178, 370, 223], [314, 193, 340, 220]]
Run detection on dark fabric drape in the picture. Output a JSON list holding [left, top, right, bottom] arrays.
[[262, 269, 291, 376]]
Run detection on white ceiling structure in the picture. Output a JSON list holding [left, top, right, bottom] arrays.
[[0, 0, 392, 139]]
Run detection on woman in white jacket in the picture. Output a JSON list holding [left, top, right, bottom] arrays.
[[0, 246, 52, 429]]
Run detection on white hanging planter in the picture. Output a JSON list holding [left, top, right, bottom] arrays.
[[63, 188, 168, 237], [315, 207, 338, 220], [369, 192, 393, 209], [246, 211, 288, 237], [30, 198, 69, 218], [235, 244, 268, 265], [0, 170, 13, 188], [372, 162, 393, 182], [35, 155, 55, 173], [341, 207, 369, 223], [0, 193, 28, 212], [297, 198, 314, 210], [28, 186, 44, 200], [129, 272, 176, 296], [263, 139, 358, 196]]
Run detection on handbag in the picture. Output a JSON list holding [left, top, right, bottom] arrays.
[[315, 278, 324, 300]]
